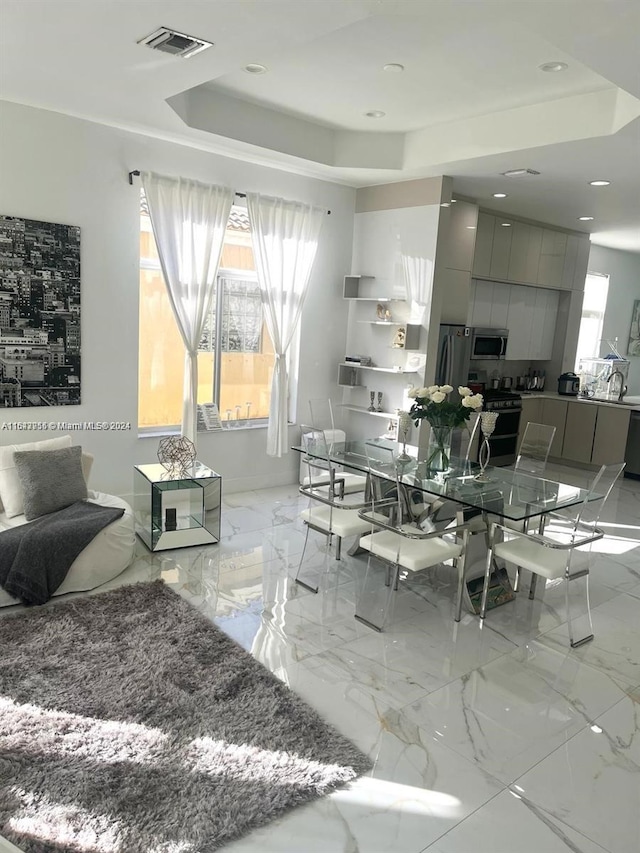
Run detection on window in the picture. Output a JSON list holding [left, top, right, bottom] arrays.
[[575, 272, 610, 370], [139, 201, 273, 430]]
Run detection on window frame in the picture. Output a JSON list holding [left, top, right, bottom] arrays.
[[139, 218, 273, 433]]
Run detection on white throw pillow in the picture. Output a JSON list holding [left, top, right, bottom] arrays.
[[0, 435, 72, 518]]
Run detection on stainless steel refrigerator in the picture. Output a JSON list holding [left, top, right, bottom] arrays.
[[435, 324, 472, 397]]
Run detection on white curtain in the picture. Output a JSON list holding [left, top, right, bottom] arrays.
[[401, 251, 433, 325], [247, 193, 325, 457], [142, 172, 234, 446]]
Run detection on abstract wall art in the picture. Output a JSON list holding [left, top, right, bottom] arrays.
[[0, 215, 81, 407]]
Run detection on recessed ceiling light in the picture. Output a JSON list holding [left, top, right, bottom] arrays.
[[383, 63, 404, 73], [578, 216, 595, 221], [589, 180, 611, 186], [539, 61, 568, 73], [244, 63, 267, 74], [492, 193, 508, 198], [501, 168, 541, 177], [440, 202, 451, 208], [364, 110, 386, 118], [500, 222, 512, 227], [451, 198, 457, 203], [466, 226, 476, 230]]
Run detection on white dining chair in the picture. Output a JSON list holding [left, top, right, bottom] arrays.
[[480, 461, 625, 647], [354, 441, 470, 631], [305, 399, 367, 495], [296, 426, 373, 593]]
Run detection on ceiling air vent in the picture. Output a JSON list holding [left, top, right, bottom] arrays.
[[137, 27, 213, 59]]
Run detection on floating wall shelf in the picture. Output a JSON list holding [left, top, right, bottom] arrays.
[[343, 274, 405, 301]]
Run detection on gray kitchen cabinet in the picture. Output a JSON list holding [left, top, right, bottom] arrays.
[[563, 402, 598, 464], [540, 398, 568, 457], [537, 228, 567, 288], [471, 209, 589, 293], [489, 217, 513, 280], [536, 396, 632, 465], [518, 397, 542, 451], [572, 237, 590, 291], [591, 406, 631, 465], [507, 222, 542, 284], [472, 212, 495, 277], [440, 199, 478, 272]]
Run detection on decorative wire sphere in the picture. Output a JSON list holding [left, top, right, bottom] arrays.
[[157, 436, 196, 474]]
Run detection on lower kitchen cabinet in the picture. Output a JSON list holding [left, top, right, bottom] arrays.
[[563, 402, 598, 464], [540, 398, 568, 458], [591, 406, 631, 465], [517, 397, 542, 451], [532, 396, 631, 466]]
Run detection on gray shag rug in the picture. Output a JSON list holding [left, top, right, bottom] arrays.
[[0, 581, 372, 852]]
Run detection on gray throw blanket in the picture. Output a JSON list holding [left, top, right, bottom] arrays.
[[0, 501, 125, 605]]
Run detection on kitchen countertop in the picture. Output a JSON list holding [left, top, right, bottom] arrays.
[[521, 391, 640, 412]]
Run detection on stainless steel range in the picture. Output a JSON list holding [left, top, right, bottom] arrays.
[[479, 389, 522, 467]]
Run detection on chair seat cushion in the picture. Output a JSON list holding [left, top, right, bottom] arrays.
[[301, 505, 374, 538], [359, 529, 462, 573], [494, 537, 569, 580]]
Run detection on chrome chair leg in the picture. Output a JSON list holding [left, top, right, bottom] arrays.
[[513, 566, 521, 592], [528, 573, 538, 600], [336, 535, 342, 561], [454, 530, 469, 622], [479, 541, 493, 619]]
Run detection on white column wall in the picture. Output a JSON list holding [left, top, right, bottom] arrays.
[[0, 101, 355, 496]]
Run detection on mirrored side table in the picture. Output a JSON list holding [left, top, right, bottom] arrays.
[[134, 462, 221, 551]]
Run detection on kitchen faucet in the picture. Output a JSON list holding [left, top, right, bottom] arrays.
[[607, 369, 627, 402]]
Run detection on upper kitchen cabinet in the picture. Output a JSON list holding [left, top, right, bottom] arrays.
[[507, 222, 542, 284], [489, 217, 513, 280], [537, 228, 567, 289], [471, 209, 590, 292], [439, 199, 478, 272], [471, 212, 495, 277]]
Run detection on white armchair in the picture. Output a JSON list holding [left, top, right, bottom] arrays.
[[0, 445, 135, 607]]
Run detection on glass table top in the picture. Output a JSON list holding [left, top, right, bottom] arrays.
[[293, 438, 593, 522]]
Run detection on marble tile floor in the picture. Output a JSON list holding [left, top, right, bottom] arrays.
[[1, 467, 639, 853]]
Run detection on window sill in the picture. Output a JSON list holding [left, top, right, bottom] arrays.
[[137, 422, 272, 440]]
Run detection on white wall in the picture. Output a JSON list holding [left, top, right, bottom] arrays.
[[0, 101, 356, 496], [345, 202, 442, 440], [588, 244, 640, 395]]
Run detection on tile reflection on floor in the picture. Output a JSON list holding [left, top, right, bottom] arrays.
[[4, 474, 640, 853]]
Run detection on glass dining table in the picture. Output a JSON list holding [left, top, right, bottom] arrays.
[[293, 437, 593, 523]]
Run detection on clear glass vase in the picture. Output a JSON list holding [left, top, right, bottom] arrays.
[[426, 425, 453, 473]]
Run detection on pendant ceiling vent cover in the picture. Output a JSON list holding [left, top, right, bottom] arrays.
[[137, 27, 213, 59]]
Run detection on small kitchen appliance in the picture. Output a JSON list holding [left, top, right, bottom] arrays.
[[557, 372, 580, 396]]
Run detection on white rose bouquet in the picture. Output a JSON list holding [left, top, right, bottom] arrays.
[[407, 385, 483, 429], [407, 385, 484, 470]]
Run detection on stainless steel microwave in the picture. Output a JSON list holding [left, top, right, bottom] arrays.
[[470, 327, 508, 360]]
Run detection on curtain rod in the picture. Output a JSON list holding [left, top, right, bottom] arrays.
[[128, 171, 330, 213]]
